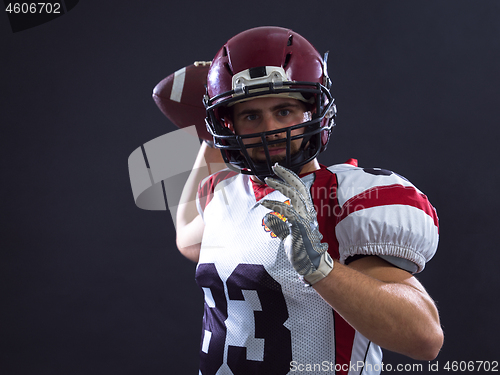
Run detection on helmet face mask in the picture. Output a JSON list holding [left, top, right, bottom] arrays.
[[204, 27, 337, 181]]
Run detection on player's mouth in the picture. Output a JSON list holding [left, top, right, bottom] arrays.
[[264, 146, 286, 156], [256, 141, 288, 155]]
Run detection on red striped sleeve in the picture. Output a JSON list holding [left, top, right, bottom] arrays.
[[337, 184, 439, 230], [197, 170, 238, 212]]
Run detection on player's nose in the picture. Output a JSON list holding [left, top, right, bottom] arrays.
[[261, 114, 282, 133]]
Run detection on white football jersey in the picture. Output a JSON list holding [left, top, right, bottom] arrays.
[[195, 160, 439, 375]]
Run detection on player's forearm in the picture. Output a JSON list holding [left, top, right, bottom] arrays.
[[175, 142, 224, 259], [176, 142, 224, 227], [313, 260, 443, 361]]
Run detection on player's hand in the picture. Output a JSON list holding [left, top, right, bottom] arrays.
[[260, 164, 334, 285]]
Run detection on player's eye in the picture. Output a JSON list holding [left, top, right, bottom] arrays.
[[245, 114, 258, 121], [277, 109, 291, 117]]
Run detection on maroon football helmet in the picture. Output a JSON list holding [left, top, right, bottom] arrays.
[[204, 26, 336, 180]]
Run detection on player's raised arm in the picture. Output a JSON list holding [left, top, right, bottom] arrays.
[[175, 141, 225, 262], [149, 61, 228, 261]]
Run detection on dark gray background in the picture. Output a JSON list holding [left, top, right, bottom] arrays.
[[1, 1, 499, 374]]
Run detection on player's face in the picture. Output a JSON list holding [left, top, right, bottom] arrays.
[[229, 97, 311, 164]]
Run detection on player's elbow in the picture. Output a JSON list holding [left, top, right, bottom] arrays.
[[176, 239, 201, 263], [410, 323, 444, 361], [423, 325, 444, 361], [175, 214, 204, 262]]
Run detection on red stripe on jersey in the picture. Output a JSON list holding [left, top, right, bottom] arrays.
[[310, 167, 357, 370], [310, 166, 341, 260], [337, 184, 439, 230], [252, 181, 276, 201], [334, 310, 356, 375], [197, 170, 238, 212]]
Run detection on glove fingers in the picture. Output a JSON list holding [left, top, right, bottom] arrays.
[[264, 178, 308, 217], [266, 215, 315, 276], [271, 164, 314, 212], [260, 199, 300, 223], [263, 212, 290, 240]]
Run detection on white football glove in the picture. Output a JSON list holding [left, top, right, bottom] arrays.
[[260, 164, 334, 285]]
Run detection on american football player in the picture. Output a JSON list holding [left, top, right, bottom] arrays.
[[175, 26, 443, 375]]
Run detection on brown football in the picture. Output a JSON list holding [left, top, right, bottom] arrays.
[[152, 61, 212, 141]]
